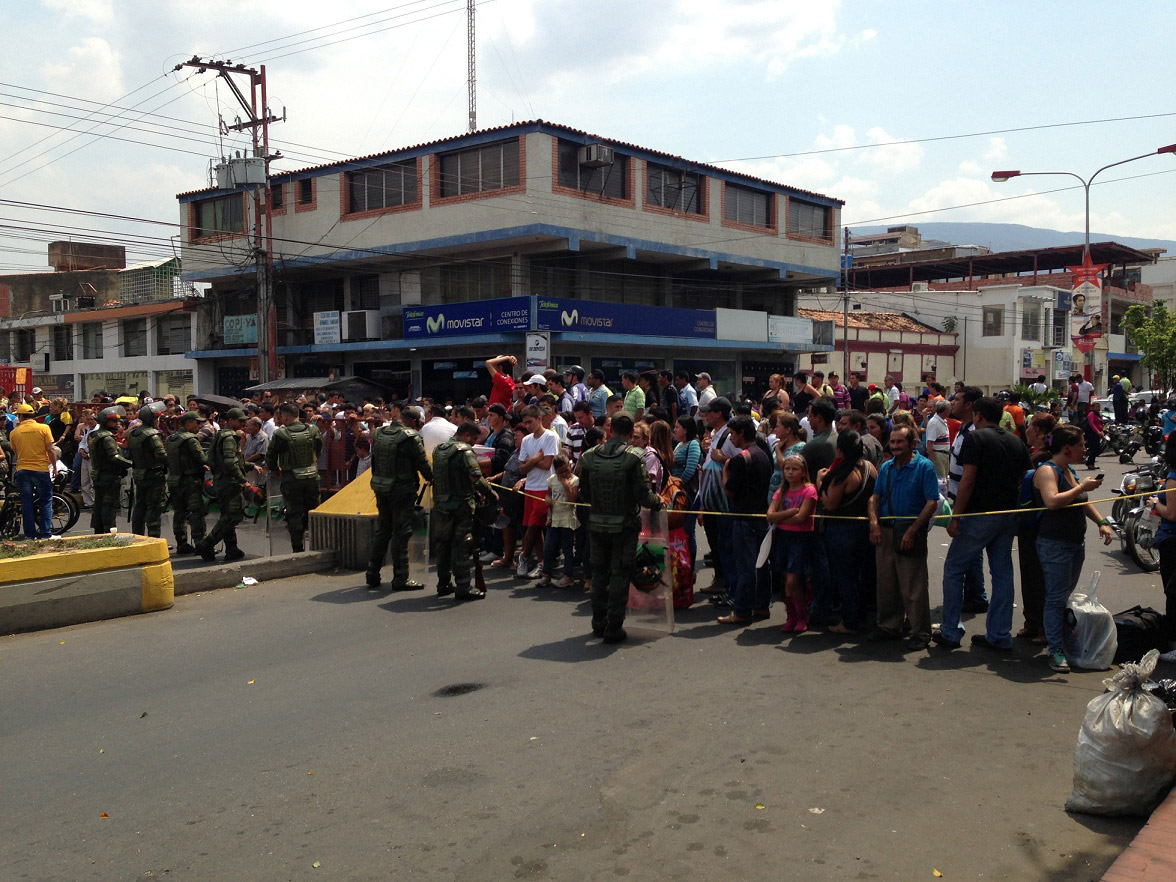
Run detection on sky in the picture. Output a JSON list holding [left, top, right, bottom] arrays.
[[1, 0, 1175, 273]]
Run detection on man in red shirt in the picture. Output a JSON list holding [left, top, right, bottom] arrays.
[[485, 354, 517, 409]]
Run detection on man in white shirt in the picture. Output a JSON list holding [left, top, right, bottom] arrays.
[[260, 402, 277, 437], [420, 403, 457, 457], [1029, 374, 1048, 397], [1076, 376, 1095, 417], [885, 375, 901, 413], [924, 399, 951, 478], [696, 372, 717, 408], [515, 404, 559, 578]]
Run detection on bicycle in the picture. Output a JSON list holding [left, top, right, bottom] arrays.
[[0, 477, 79, 539]]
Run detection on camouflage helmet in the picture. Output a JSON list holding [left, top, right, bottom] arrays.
[[180, 410, 205, 424], [139, 401, 166, 423], [223, 407, 246, 421]]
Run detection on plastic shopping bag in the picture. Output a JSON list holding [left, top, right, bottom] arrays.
[[1066, 649, 1176, 816], [1063, 572, 1118, 671]]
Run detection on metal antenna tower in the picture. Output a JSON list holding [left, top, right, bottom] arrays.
[[467, 0, 476, 131]]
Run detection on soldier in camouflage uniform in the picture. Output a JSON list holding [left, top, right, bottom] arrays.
[[166, 410, 207, 554], [196, 407, 249, 562], [264, 402, 322, 553], [89, 406, 133, 534], [128, 402, 168, 537], [578, 414, 662, 644], [431, 421, 495, 600], [365, 405, 432, 589]]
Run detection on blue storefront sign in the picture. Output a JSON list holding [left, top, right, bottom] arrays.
[[403, 296, 532, 339], [535, 297, 715, 339]]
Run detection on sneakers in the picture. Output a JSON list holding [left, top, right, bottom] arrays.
[[1049, 651, 1070, 673], [515, 556, 533, 578], [534, 573, 552, 587], [553, 575, 575, 588], [526, 564, 544, 580]]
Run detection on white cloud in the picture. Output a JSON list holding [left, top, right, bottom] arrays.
[[983, 136, 1007, 161], [41, 37, 125, 102], [41, 0, 113, 24], [959, 160, 982, 175], [858, 126, 924, 174]]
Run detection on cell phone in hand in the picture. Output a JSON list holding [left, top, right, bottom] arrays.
[[1095, 473, 1105, 480]]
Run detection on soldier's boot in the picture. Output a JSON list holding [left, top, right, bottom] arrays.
[[365, 570, 381, 589], [194, 540, 217, 562], [224, 543, 246, 562], [389, 576, 424, 591], [175, 542, 196, 555], [290, 529, 305, 553], [455, 584, 485, 600]]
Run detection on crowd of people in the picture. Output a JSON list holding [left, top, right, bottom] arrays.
[[1, 362, 1173, 659]]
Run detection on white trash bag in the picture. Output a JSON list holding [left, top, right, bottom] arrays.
[[1063, 571, 1117, 671], [1066, 649, 1176, 816]]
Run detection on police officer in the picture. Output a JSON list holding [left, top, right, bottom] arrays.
[[89, 406, 133, 534], [265, 402, 322, 553], [365, 405, 432, 589], [431, 421, 495, 600], [128, 402, 168, 537], [166, 410, 208, 554], [578, 413, 662, 644], [196, 407, 249, 562]]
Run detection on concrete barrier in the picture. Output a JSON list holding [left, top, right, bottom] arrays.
[[172, 550, 337, 595], [0, 536, 173, 635]]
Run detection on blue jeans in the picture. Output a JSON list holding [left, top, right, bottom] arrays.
[[71, 450, 82, 492], [806, 533, 835, 623], [964, 559, 988, 604], [17, 470, 53, 539], [1036, 536, 1086, 655], [823, 521, 874, 631], [940, 512, 1018, 647], [542, 526, 577, 578], [715, 516, 734, 597], [730, 518, 770, 617]]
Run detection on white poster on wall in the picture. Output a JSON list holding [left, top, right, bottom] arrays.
[[313, 310, 341, 345]]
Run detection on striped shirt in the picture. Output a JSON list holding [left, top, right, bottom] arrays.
[[946, 419, 974, 501]]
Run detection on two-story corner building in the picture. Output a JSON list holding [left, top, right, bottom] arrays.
[[178, 120, 843, 401], [0, 243, 198, 401]]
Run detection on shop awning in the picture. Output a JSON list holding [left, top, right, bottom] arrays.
[[1107, 352, 1142, 363]]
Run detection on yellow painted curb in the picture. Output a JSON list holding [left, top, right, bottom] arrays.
[[0, 536, 171, 586], [140, 560, 175, 612]]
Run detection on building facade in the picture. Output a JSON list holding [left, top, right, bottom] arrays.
[[178, 121, 842, 401]]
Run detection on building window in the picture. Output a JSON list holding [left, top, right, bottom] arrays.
[[298, 179, 314, 205], [982, 305, 1004, 337], [724, 183, 772, 228], [0, 331, 9, 364], [787, 198, 832, 241], [352, 275, 380, 310], [270, 184, 283, 209], [1052, 307, 1068, 347], [156, 314, 190, 355], [438, 139, 519, 197], [13, 328, 33, 362], [1021, 301, 1042, 342], [556, 141, 627, 199], [646, 164, 704, 213], [439, 261, 511, 303], [53, 324, 73, 360], [82, 322, 104, 359], [123, 318, 147, 357], [193, 195, 244, 236], [346, 160, 417, 213]]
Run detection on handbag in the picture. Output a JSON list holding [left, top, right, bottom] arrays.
[[885, 468, 927, 557]]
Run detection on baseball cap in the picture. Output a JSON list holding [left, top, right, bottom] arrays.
[[524, 374, 546, 386], [868, 383, 878, 391], [695, 372, 712, 382], [31, 387, 42, 395]]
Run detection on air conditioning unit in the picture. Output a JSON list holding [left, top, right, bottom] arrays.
[[343, 309, 380, 341], [49, 292, 66, 313], [911, 281, 930, 293], [578, 144, 614, 168]]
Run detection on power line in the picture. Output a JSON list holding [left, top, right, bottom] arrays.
[[714, 110, 1176, 163]]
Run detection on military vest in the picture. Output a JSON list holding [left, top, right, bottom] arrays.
[[89, 428, 122, 481], [584, 439, 641, 530], [431, 440, 474, 508], [166, 431, 202, 485], [210, 428, 237, 478], [370, 424, 419, 494], [128, 425, 163, 481], [277, 422, 319, 480]]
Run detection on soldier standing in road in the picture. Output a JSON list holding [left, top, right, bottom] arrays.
[[196, 407, 249, 563], [578, 414, 663, 644], [128, 402, 168, 537], [265, 402, 322, 553], [166, 410, 208, 554], [88, 406, 132, 534], [365, 404, 433, 589], [431, 421, 496, 600]]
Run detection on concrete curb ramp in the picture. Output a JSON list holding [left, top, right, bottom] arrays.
[[0, 537, 173, 635], [172, 550, 337, 596]]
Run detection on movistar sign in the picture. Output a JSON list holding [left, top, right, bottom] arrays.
[[536, 296, 714, 339], [403, 297, 530, 340]]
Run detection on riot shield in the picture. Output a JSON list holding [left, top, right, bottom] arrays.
[[409, 494, 432, 574], [625, 508, 675, 637]]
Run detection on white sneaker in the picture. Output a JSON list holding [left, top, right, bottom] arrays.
[[515, 557, 531, 578], [526, 564, 544, 580], [479, 551, 497, 563], [553, 575, 575, 588], [535, 573, 552, 586]]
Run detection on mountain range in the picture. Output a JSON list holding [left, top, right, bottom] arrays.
[[849, 222, 1175, 255]]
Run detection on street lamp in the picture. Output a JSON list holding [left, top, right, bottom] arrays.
[[991, 143, 1176, 261]]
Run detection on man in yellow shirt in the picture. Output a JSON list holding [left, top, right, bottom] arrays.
[[10, 403, 58, 539]]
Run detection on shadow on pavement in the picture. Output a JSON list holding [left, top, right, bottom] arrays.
[[518, 632, 641, 663]]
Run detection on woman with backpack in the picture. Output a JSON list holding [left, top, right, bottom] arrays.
[[816, 431, 877, 634], [1034, 425, 1115, 673], [1016, 412, 1057, 646]]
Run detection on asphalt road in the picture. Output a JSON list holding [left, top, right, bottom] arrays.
[[3, 451, 1168, 881]]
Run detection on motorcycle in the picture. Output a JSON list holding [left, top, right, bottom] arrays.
[[1109, 455, 1167, 573], [1105, 421, 1143, 463]]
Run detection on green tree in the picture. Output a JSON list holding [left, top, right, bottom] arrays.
[[1122, 301, 1176, 395]]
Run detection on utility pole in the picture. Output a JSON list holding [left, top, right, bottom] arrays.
[[842, 226, 850, 382], [467, 0, 476, 131], [176, 56, 283, 384]]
